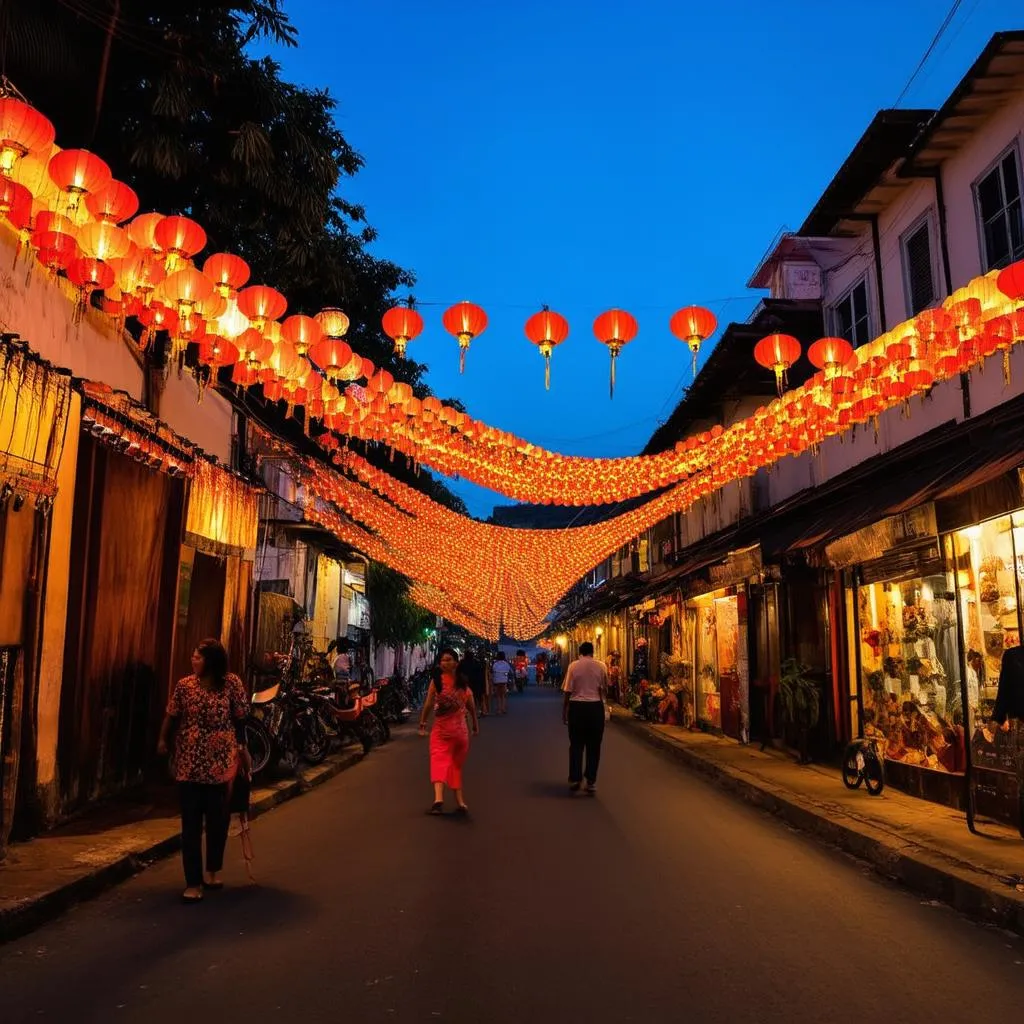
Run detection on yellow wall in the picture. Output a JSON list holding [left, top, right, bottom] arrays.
[[34, 391, 81, 815]]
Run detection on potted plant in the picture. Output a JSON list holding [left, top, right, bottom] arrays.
[[778, 657, 821, 764]]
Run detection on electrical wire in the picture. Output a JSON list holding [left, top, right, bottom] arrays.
[[893, 0, 965, 107]]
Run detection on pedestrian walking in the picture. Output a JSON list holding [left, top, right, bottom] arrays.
[[461, 648, 487, 717], [419, 648, 479, 815], [158, 638, 250, 902], [491, 650, 513, 714], [561, 641, 609, 794]]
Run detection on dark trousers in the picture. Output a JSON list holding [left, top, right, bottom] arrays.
[[568, 701, 606, 784], [179, 782, 230, 888]]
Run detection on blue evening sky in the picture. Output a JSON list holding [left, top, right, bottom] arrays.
[[264, 1, 1015, 518]]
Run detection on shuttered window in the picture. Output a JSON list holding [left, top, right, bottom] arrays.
[[902, 220, 935, 316]]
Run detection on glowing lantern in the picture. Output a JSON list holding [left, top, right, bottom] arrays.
[[0, 178, 31, 223], [997, 260, 1024, 303], [316, 307, 350, 340], [754, 333, 802, 395], [309, 337, 353, 379], [282, 313, 323, 357], [154, 215, 207, 270], [593, 309, 638, 398], [525, 307, 569, 390], [85, 180, 139, 224], [203, 252, 250, 295], [198, 337, 240, 368], [214, 298, 250, 340], [443, 301, 488, 373], [0, 99, 55, 174], [67, 256, 115, 304], [237, 285, 287, 333], [47, 149, 111, 213], [76, 221, 132, 263], [807, 336, 855, 378], [382, 304, 424, 358], [160, 266, 216, 338], [127, 213, 165, 254], [670, 305, 717, 375]]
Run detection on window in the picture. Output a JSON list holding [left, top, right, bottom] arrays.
[[901, 217, 936, 316], [830, 277, 872, 348], [975, 147, 1024, 271]]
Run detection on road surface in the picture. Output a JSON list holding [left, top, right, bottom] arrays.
[[2, 688, 1022, 1022]]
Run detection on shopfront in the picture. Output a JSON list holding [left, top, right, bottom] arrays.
[[835, 480, 1024, 828]]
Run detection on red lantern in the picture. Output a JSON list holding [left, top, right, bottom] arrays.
[[443, 301, 488, 373], [203, 252, 250, 294], [67, 255, 115, 298], [237, 285, 287, 331], [670, 306, 717, 375], [593, 309, 638, 398], [0, 178, 31, 222], [309, 337, 353, 379], [282, 313, 323, 357], [127, 212, 165, 254], [198, 338, 240, 368], [525, 307, 569, 390], [997, 260, 1024, 302], [807, 336, 855, 377], [154, 215, 207, 269], [47, 149, 111, 211], [754, 333, 802, 395], [0, 99, 55, 174], [85, 180, 139, 224], [382, 305, 424, 358]]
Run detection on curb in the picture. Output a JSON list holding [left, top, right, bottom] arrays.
[[0, 747, 365, 944], [611, 711, 1024, 936]]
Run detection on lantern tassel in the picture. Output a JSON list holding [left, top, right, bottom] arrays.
[[609, 350, 616, 400], [1004, 349, 1012, 386], [544, 352, 551, 391], [459, 341, 468, 374]]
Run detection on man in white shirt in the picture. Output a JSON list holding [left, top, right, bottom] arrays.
[[561, 642, 608, 793]]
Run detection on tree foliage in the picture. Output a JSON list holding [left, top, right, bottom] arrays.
[[367, 562, 434, 651], [3, 0, 423, 382]]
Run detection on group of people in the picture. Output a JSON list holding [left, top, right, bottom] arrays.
[[157, 638, 611, 900]]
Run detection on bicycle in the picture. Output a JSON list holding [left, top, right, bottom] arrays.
[[841, 736, 885, 796]]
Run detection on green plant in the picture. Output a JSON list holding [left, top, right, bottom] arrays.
[[778, 658, 821, 731]]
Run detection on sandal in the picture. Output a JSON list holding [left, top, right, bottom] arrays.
[[428, 801, 444, 815], [455, 804, 470, 816], [181, 890, 204, 904]]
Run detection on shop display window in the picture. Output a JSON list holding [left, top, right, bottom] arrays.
[[946, 516, 1023, 807], [695, 599, 721, 728], [857, 574, 964, 772]]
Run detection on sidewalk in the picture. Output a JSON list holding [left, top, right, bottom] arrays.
[[610, 707, 1024, 935], [0, 747, 364, 943]]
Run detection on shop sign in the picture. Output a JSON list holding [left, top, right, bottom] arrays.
[[825, 504, 937, 569]]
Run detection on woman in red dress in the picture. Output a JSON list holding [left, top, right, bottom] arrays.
[[418, 648, 479, 815]]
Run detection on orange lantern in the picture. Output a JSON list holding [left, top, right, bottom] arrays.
[[203, 252, 251, 295], [382, 304, 424, 358], [154, 215, 207, 269], [127, 212, 165, 254], [76, 221, 132, 263], [309, 337, 353, 378], [85, 180, 139, 224], [282, 313, 324, 356], [442, 301, 488, 373], [47, 149, 111, 212], [198, 337, 240, 368], [807, 336, 855, 378], [754, 333, 802, 395], [525, 307, 569, 390], [316, 307, 350, 339], [0, 98, 54, 174], [0, 178, 31, 222], [593, 309, 638, 398], [670, 305, 717, 375], [997, 260, 1024, 302], [237, 285, 287, 332]]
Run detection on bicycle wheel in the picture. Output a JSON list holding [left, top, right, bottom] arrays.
[[245, 719, 273, 777], [864, 753, 885, 795], [841, 742, 864, 790]]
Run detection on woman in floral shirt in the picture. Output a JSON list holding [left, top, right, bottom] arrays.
[[158, 638, 249, 902]]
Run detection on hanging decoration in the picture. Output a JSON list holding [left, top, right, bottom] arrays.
[[754, 333, 802, 395], [593, 309, 638, 398], [670, 305, 717, 375], [382, 302, 424, 358], [442, 300, 488, 373], [524, 306, 569, 390]]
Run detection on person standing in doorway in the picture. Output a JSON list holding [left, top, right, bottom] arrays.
[[419, 648, 479, 814], [562, 641, 608, 794], [491, 650, 513, 714], [158, 638, 250, 902]]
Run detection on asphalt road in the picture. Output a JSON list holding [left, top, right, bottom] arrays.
[[2, 688, 1023, 1023]]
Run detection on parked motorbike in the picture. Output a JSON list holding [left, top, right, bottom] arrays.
[[374, 675, 413, 725], [307, 684, 387, 753], [247, 682, 329, 776]]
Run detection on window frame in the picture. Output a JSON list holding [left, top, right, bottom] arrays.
[[899, 209, 940, 318], [828, 273, 873, 349], [972, 140, 1024, 273]]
